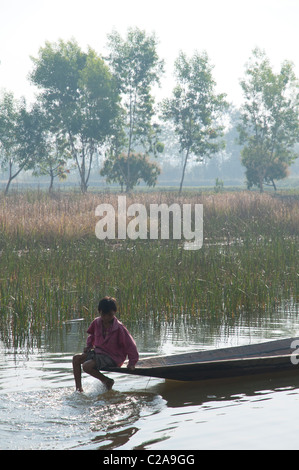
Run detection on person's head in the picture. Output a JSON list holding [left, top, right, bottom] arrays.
[[98, 296, 117, 318]]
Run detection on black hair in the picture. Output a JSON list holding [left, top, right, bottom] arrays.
[[98, 296, 117, 315]]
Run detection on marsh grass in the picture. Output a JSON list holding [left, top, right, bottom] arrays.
[[0, 190, 298, 245], [0, 190, 298, 347]]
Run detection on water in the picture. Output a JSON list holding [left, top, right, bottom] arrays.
[[1, 303, 299, 450]]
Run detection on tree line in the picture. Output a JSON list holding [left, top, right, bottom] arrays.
[[0, 27, 298, 194]]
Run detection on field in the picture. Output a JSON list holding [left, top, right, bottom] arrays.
[[0, 190, 298, 347]]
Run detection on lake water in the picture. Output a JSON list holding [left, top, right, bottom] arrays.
[[1, 302, 299, 451]]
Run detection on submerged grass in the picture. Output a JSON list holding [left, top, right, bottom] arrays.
[[0, 190, 298, 347]]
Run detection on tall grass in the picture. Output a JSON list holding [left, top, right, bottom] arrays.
[[0, 190, 298, 347], [0, 190, 298, 246]]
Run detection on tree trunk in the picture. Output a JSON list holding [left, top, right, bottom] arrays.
[[4, 177, 12, 196], [258, 172, 264, 193], [49, 170, 54, 193], [179, 148, 190, 194], [4, 160, 24, 195], [80, 144, 86, 193], [80, 179, 88, 193]]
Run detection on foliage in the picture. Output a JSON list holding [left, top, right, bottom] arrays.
[[30, 39, 121, 192], [105, 28, 164, 190], [0, 92, 47, 194], [32, 132, 71, 192], [100, 152, 160, 191], [1, 35, 299, 193], [238, 48, 299, 192], [161, 51, 229, 192]]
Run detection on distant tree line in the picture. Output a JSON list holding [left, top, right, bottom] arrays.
[[0, 28, 298, 194]]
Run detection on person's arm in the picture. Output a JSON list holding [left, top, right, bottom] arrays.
[[85, 321, 95, 351], [124, 330, 139, 369]]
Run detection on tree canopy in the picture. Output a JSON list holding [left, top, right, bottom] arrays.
[[0, 33, 298, 193], [100, 152, 160, 192], [103, 28, 164, 190], [30, 39, 121, 192], [161, 51, 229, 192], [0, 92, 47, 194], [238, 48, 299, 191]]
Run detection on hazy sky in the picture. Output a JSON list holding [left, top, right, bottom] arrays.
[[1, 0, 298, 106]]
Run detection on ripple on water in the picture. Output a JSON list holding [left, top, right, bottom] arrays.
[[0, 381, 165, 450]]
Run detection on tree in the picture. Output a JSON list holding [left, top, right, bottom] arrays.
[[0, 92, 46, 194], [100, 152, 160, 192], [238, 48, 299, 192], [30, 39, 121, 193], [161, 51, 229, 192], [105, 28, 164, 190], [32, 132, 71, 193]]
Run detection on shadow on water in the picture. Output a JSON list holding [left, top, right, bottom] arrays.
[[81, 369, 299, 450], [150, 370, 299, 408], [90, 426, 139, 450], [80, 369, 299, 450]]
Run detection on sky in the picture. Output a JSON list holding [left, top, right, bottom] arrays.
[[0, 0, 298, 107]]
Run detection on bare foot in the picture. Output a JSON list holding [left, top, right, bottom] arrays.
[[104, 378, 114, 390]]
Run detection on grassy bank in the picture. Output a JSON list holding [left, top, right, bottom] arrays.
[[0, 190, 298, 347]]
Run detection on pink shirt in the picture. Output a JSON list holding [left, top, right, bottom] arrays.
[[86, 316, 139, 367]]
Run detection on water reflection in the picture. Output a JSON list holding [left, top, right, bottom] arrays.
[[91, 427, 139, 450], [2, 299, 298, 355], [83, 389, 164, 450], [152, 371, 299, 408]]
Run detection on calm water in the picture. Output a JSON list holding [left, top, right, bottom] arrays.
[[1, 303, 299, 450]]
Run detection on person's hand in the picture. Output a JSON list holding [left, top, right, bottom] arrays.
[[127, 364, 135, 371]]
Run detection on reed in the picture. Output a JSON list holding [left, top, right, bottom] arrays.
[[0, 190, 298, 246], [0, 190, 298, 347]]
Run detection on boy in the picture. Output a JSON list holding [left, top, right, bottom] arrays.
[[72, 296, 139, 391]]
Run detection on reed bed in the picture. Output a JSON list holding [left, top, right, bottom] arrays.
[[0, 190, 298, 347], [0, 190, 298, 246]]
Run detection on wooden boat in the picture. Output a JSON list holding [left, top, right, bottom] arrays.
[[104, 337, 299, 381]]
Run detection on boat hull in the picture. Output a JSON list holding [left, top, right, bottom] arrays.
[[111, 354, 297, 381], [103, 337, 299, 382]]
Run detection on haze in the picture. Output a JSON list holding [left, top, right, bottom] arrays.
[[1, 0, 298, 106]]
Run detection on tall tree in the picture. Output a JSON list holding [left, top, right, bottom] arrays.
[[30, 39, 121, 192], [161, 51, 229, 192], [238, 48, 299, 192], [0, 92, 46, 194], [105, 27, 164, 190]]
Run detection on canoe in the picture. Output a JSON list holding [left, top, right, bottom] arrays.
[[104, 337, 299, 381]]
